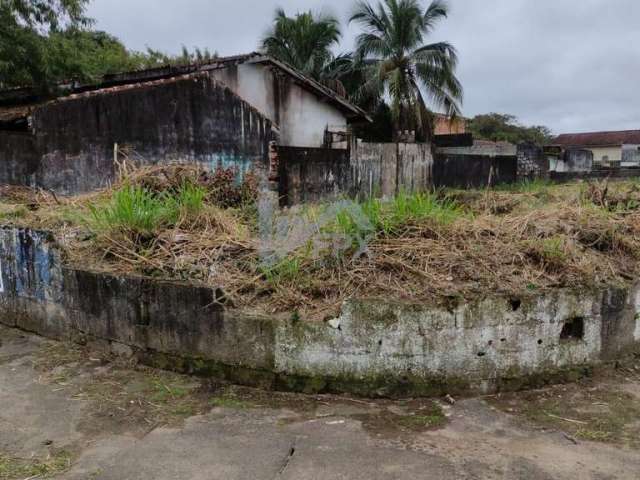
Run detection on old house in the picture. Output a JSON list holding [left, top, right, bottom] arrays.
[[0, 53, 369, 194], [552, 130, 640, 169]]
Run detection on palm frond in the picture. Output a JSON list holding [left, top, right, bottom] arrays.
[[423, 0, 449, 33]]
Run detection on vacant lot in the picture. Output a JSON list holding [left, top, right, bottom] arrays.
[[1, 171, 639, 318]]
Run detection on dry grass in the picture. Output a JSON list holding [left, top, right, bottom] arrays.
[[1, 167, 639, 319]]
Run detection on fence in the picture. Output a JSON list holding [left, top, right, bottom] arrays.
[[277, 141, 434, 206]]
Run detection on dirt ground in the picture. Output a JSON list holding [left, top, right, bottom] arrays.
[[1, 325, 639, 479]]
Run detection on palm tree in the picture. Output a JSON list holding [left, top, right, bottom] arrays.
[[260, 8, 349, 95], [349, 0, 463, 139]]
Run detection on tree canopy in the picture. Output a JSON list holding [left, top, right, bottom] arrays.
[[349, 0, 462, 140], [0, 0, 218, 90], [467, 113, 553, 145], [0, 0, 91, 88], [260, 8, 352, 95]]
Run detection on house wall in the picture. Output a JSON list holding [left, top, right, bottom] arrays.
[[622, 144, 640, 166], [19, 73, 274, 194], [434, 116, 466, 135], [550, 149, 593, 173], [589, 146, 622, 163], [211, 63, 347, 148]]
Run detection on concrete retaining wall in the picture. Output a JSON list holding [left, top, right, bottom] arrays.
[[1, 226, 639, 397]]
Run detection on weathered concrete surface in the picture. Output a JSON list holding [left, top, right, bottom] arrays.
[[0, 226, 639, 397], [350, 140, 433, 200], [0, 132, 38, 186], [0, 73, 275, 195], [1, 327, 640, 480]]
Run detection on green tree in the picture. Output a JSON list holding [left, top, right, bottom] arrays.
[[468, 113, 553, 145], [0, 0, 90, 89], [135, 45, 218, 68], [349, 0, 462, 140], [45, 29, 140, 83], [260, 8, 350, 94]]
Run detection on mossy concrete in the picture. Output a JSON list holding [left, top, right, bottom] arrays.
[[0, 226, 639, 397]]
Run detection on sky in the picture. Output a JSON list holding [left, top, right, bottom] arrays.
[[87, 0, 640, 135]]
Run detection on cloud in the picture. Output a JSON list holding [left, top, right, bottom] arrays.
[[87, 0, 640, 134]]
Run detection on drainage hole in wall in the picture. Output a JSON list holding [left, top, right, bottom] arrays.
[[477, 352, 486, 357], [488, 340, 493, 346], [378, 339, 383, 346], [560, 317, 585, 341], [500, 338, 507, 343], [537, 339, 543, 345], [509, 298, 522, 311]]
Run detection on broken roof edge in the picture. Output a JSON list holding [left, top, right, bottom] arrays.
[[0, 52, 372, 124], [552, 129, 640, 148]]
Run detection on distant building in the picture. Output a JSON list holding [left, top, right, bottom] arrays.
[[433, 113, 466, 135], [552, 130, 640, 169]]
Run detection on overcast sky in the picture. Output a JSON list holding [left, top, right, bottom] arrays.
[[87, 0, 640, 134]]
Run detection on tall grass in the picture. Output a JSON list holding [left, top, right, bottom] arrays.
[[88, 182, 206, 236], [331, 191, 465, 239]]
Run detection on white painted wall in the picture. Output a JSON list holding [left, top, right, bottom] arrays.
[[210, 63, 348, 148], [279, 83, 346, 147], [590, 146, 622, 164]]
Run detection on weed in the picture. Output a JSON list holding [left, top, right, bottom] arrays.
[[87, 182, 206, 237], [0, 204, 28, 221], [209, 394, 252, 409], [0, 450, 71, 479], [149, 380, 190, 403], [261, 256, 303, 284], [174, 182, 206, 219], [88, 184, 171, 236], [396, 413, 447, 429], [327, 191, 464, 240]]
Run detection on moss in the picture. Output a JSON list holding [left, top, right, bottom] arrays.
[[209, 392, 254, 409], [497, 365, 594, 392]]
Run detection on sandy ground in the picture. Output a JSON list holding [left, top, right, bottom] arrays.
[[1, 325, 639, 480]]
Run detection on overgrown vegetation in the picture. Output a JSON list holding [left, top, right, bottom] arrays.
[[0, 451, 71, 479], [467, 113, 553, 145], [2, 166, 640, 319], [0, 0, 217, 90]]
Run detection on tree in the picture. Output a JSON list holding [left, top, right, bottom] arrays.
[[260, 8, 349, 94], [0, 0, 90, 89], [349, 0, 462, 140], [45, 29, 141, 83], [0, 0, 218, 90], [467, 113, 553, 145], [137, 46, 218, 68]]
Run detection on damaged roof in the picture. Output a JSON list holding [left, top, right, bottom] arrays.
[[0, 52, 371, 123], [553, 130, 640, 147]]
